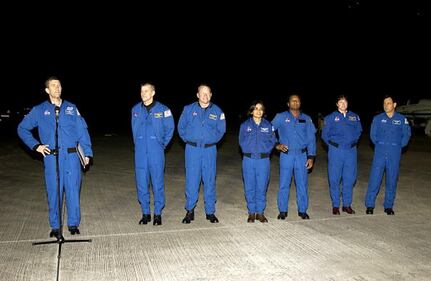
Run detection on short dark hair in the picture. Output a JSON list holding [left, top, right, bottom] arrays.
[[383, 94, 396, 103], [288, 94, 301, 103], [336, 95, 348, 103], [140, 82, 155, 91], [248, 100, 266, 116], [45, 76, 60, 88]]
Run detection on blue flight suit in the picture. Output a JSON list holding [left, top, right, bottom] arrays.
[[239, 118, 276, 214], [17, 100, 93, 229], [131, 101, 174, 216], [365, 112, 411, 209], [272, 111, 316, 214], [322, 111, 362, 208], [178, 102, 226, 215]]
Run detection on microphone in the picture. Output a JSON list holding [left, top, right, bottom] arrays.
[[54, 106, 60, 124]]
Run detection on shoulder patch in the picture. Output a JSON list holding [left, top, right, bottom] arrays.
[[164, 109, 172, 117], [220, 113, 225, 120]]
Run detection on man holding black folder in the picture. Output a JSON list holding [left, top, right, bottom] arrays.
[[17, 76, 93, 238]]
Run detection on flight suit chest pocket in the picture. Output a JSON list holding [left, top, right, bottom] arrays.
[[390, 121, 402, 135], [296, 119, 306, 128], [207, 113, 218, 128], [61, 114, 75, 127]]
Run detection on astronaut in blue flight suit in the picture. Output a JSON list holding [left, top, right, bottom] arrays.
[[239, 101, 276, 223], [178, 84, 226, 223], [365, 95, 411, 215], [17, 77, 92, 238], [322, 95, 362, 215], [131, 83, 174, 226], [272, 94, 316, 220]]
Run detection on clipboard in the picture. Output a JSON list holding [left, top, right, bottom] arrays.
[[77, 143, 86, 168]]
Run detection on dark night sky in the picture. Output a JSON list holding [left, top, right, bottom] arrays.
[[1, 1, 428, 134]]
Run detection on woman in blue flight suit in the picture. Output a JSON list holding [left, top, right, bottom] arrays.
[[239, 101, 276, 223]]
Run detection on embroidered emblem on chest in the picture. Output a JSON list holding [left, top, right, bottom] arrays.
[[209, 114, 218, 120], [65, 106, 74, 115]]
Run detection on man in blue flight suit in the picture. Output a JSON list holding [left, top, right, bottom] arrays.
[[365, 95, 411, 215], [272, 94, 316, 220], [131, 83, 174, 226], [239, 101, 276, 223], [322, 95, 362, 215], [178, 84, 226, 223], [17, 76, 93, 238]]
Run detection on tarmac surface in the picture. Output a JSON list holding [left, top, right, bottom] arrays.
[[1, 131, 430, 281]]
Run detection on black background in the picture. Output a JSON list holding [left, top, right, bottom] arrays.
[[1, 1, 428, 135]]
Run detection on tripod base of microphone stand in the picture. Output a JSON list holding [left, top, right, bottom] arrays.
[[32, 236, 92, 246]]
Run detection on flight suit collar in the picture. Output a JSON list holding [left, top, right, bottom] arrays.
[[142, 100, 157, 113]]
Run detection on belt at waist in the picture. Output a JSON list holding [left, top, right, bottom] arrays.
[[243, 153, 270, 159], [376, 141, 400, 146], [49, 147, 77, 155], [186, 141, 216, 148], [282, 148, 307, 154], [329, 140, 357, 149]]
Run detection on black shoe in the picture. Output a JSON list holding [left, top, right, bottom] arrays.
[[68, 226, 80, 235], [182, 209, 194, 224], [298, 212, 310, 219], [332, 207, 340, 215], [366, 207, 374, 215], [49, 228, 60, 238], [342, 206, 355, 214], [139, 214, 151, 225], [384, 208, 395, 215], [206, 214, 219, 223], [256, 213, 268, 223], [153, 215, 162, 226], [247, 213, 256, 223], [277, 212, 288, 220]]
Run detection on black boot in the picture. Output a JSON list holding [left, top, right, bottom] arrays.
[[298, 212, 310, 219], [277, 212, 288, 220], [182, 209, 194, 224], [153, 215, 162, 226], [49, 228, 60, 239], [384, 208, 395, 215], [139, 214, 151, 225], [366, 207, 374, 215], [68, 226, 80, 235], [206, 214, 219, 223]]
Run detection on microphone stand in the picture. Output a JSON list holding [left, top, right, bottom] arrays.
[[32, 105, 91, 281]]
